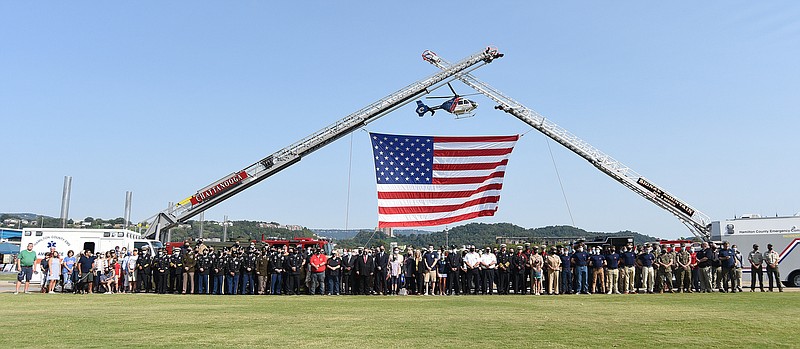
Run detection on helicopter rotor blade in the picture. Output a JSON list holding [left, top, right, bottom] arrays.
[[426, 96, 453, 99], [447, 82, 458, 96]]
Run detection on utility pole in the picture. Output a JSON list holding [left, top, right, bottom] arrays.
[[60, 176, 72, 228], [223, 215, 228, 242], [445, 226, 449, 248]]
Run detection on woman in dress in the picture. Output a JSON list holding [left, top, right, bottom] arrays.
[[47, 251, 62, 293]]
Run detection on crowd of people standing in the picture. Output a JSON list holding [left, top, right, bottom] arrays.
[[13, 238, 785, 295]]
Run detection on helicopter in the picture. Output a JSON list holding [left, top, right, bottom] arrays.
[[415, 82, 480, 118]]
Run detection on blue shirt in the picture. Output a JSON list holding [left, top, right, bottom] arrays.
[[572, 251, 588, 267], [621, 252, 636, 267], [63, 256, 76, 274], [719, 248, 735, 268], [639, 253, 654, 267], [423, 251, 438, 269], [589, 255, 605, 269], [559, 254, 571, 269], [605, 253, 620, 269]]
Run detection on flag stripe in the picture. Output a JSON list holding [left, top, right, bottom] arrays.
[[432, 171, 506, 185], [379, 210, 498, 228], [377, 190, 504, 207], [434, 135, 520, 143], [433, 159, 508, 171], [433, 148, 514, 157], [377, 183, 504, 199], [378, 196, 501, 214]]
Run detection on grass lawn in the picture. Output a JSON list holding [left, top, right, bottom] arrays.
[[1, 292, 797, 348]]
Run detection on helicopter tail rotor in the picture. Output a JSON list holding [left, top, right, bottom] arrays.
[[415, 100, 434, 117]]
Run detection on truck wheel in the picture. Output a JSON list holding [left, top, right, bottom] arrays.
[[790, 271, 800, 287]]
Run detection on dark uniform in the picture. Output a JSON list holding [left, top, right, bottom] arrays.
[[496, 247, 511, 295], [169, 252, 183, 294], [285, 250, 303, 295], [225, 253, 241, 295], [196, 251, 210, 294], [341, 252, 355, 295], [212, 251, 225, 295], [241, 252, 256, 295], [154, 251, 169, 294], [269, 251, 285, 295], [138, 250, 152, 293], [256, 251, 270, 295], [446, 248, 463, 295], [354, 252, 375, 295], [512, 249, 528, 295]]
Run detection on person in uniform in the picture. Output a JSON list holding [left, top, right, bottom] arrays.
[[446, 245, 463, 295], [512, 246, 528, 295], [154, 249, 169, 294], [212, 250, 225, 295], [637, 245, 655, 294], [674, 244, 692, 293], [696, 242, 713, 293], [196, 249, 210, 294], [732, 244, 744, 292], [138, 248, 152, 293], [748, 244, 765, 292], [657, 246, 674, 293], [480, 247, 496, 295], [225, 250, 241, 295], [652, 244, 662, 293], [169, 250, 183, 294], [764, 243, 783, 292], [182, 249, 196, 294], [620, 245, 636, 294], [558, 247, 573, 294], [571, 244, 589, 294], [604, 246, 620, 294], [495, 244, 510, 295], [588, 247, 605, 294], [256, 247, 270, 295], [269, 247, 285, 295], [545, 247, 562, 295]]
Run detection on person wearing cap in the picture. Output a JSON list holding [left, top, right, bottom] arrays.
[[269, 247, 286, 295], [446, 245, 463, 295], [571, 244, 589, 294], [462, 246, 480, 295], [718, 241, 735, 292], [495, 244, 510, 295], [588, 247, 605, 294], [545, 248, 562, 295], [748, 244, 765, 292], [154, 249, 169, 294], [256, 247, 270, 295], [656, 245, 674, 293], [182, 249, 196, 294], [512, 246, 528, 294], [224, 249, 241, 295], [285, 247, 303, 295], [558, 247, 572, 294], [674, 244, 692, 293], [480, 247, 497, 295], [764, 243, 782, 292], [604, 246, 621, 294], [620, 245, 636, 294], [211, 250, 225, 295], [637, 245, 655, 294]]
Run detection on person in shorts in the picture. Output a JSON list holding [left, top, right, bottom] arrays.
[[15, 243, 37, 294]]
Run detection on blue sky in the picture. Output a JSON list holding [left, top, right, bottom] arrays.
[[2, 2, 799, 238]]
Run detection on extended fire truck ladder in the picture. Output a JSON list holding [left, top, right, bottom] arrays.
[[143, 47, 504, 240], [421, 50, 712, 242]]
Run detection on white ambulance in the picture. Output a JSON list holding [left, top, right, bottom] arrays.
[[710, 215, 800, 287], [19, 228, 163, 284]]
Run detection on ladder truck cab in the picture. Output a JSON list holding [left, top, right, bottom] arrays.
[[19, 228, 164, 284], [582, 236, 635, 251], [711, 214, 800, 287]]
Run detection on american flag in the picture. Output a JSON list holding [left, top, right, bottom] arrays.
[[370, 132, 519, 228]]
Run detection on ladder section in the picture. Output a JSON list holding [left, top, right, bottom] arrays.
[[144, 47, 504, 240], [421, 50, 711, 241]]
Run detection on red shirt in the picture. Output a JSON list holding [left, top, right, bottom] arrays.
[[310, 254, 328, 273]]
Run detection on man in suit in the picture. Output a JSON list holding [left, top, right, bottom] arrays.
[[373, 245, 389, 295], [354, 248, 375, 295], [341, 249, 355, 295]]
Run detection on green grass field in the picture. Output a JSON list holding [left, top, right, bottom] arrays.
[[1, 291, 797, 348]]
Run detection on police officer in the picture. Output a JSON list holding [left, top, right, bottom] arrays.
[[285, 247, 303, 295], [138, 248, 152, 293], [495, 244, 510, 295], [169, 250, 183, 294], [748, 244, 765, 292], [269, 247, 286, 295], [154, 249, 169, 294], [764, 243, 782, 292]]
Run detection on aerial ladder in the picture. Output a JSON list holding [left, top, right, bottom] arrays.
[[143, 47, 504, 240], [420, 50, 712, 242]]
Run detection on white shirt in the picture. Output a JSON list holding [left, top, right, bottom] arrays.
[[480, 253, 497, 269], [464, 252, 480, 268]]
